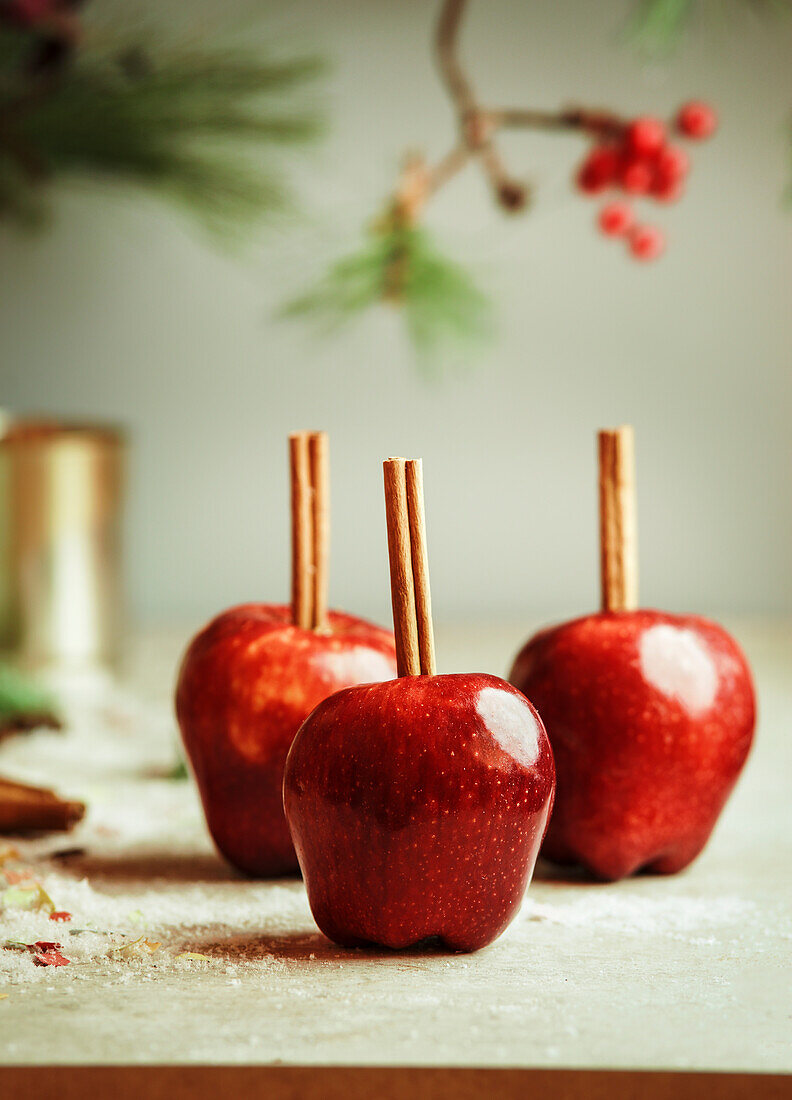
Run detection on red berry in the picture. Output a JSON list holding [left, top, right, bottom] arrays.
[[653, 178, 685, 203], [598, 202, 634, 237], [627, 117, 666, 157], [655, 145, 690, 182], [577, 167, 600, 194], [629, 225, 665, 261], [652, 145, 689, 201], [621, 157, 654, 194], [677, 101, 718, 140], [577, 145, 619, 193]]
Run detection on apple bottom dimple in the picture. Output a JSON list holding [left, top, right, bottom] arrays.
[[541, 783, 714, 882], [542, 731, 748, 881], [293, 802, 549, 952]]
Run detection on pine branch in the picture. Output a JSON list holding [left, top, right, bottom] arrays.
[[402, 232, 492, 368], [627, 0, 792, 54], [0, 154, 45, 223], [0, 30, 324, 236], [283, 219, 491, 367], [626, 0, 695, 54]]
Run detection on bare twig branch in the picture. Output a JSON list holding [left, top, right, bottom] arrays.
[[433, 0, 528, 209], [393, 153, 432, 224], [425, 143, 471, 196], [434, 0, 476, 116], [490, 107, 623, 135], [386, 1, 629, 223], [392, 143, 473, 225]]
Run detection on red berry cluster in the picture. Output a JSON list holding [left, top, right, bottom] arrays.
[[576, 101, 717, 262]]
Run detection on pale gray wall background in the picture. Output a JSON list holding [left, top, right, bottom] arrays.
[[2, 0, 791, 629]]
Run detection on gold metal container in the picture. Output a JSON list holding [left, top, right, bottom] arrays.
[[0, 421, 126, 670]]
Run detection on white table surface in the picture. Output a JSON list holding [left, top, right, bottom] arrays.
[[0, 620, 789, 1072]]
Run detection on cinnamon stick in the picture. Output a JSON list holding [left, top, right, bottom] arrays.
[[0, 776, 84, 834], [383, 458, 436, 677], [383, 459, 421, 677], [405, 459, 436, 676], [290, 431, 331, 631], [309, 431, 330, 631], [598, 426, 638, 612], [290, 432, 314, 629]]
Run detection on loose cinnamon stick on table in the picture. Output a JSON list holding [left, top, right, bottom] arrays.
[[598, 426, 638, 613], [0, 776, 84, 834], [383, 458, 436, 677]]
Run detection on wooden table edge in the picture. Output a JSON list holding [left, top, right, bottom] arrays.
[[1, 1066, 790, 1099]]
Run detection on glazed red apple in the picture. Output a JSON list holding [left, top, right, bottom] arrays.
[[284, 457, 556, 951], [175, 431, 397, 876], [176, 603, 396, 875], [509, 610, 755, 880], [285, 672, 554, 950], [509, 426, 757, 881]]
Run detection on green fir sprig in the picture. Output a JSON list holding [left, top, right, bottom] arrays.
[[0, 22, 323, 236], [627, 0, 791, 55], [626, 0, 695, 54], [283, 215, 492, 370]]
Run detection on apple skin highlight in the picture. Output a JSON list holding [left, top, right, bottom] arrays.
[[509, 609, 755, 881], [176, 604, 397, 877], [284, 672, 556, 952]]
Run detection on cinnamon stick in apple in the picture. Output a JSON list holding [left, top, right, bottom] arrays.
[[290, 432, 314, 630], [0, 775, 84, 833], [383, 458, 436, 677], [308, 431, 330, 632], [290, 431, 330, 631], [598, 426, 638, 613], [384, 459, 420, 676], [405, 459, 436, 676]]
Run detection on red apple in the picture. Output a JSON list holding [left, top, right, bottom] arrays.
[[509, 610, 755, 881], [176, 604, 397, 876], [283, 673, 556, 951]]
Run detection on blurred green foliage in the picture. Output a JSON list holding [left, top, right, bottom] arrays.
[[0, 21, 323, 236], [0, 663, 58, 731], [627, 0, 791, 54], [283, 220, 492, 371]]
